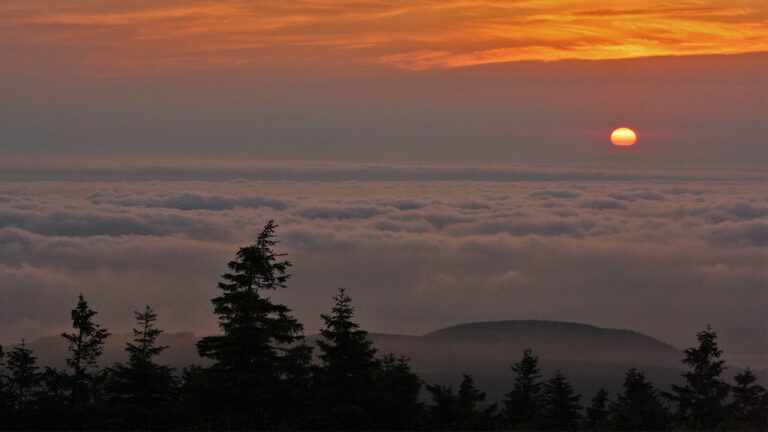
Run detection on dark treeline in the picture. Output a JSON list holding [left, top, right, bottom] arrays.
[[0, 221, 765, 431]]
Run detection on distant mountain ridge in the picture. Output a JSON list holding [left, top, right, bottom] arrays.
[[24, 320, 765, 401]]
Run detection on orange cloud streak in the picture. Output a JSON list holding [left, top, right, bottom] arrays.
[[1, 0, 766, 75]]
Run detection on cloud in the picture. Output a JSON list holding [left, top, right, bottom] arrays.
[[608, 191, 666, 202], [90, 192, 290, 211], [529, 190, 581, 199], [1, 0, 766, 76], [0, 175, 765, 368], [295, 205, 389, 220], [0, 208, 225, 240], [705, 221, 768, 247], [579, 200, 628, 210]]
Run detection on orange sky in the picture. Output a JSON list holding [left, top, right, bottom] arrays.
[[2, 0, 767, 76]]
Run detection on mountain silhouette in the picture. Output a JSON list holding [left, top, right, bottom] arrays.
[[25, 320, 764, 401]]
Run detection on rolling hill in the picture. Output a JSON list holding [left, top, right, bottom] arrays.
[[24, 320, 764, 402]]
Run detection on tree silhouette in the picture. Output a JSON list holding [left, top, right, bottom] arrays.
[[503, 348, 543, 429], [107, 305, 178, 429], [5, 340, 40, 412], [0, 346, 11, 428], [584, 388, 610, 430], [427, 374, 492, 430], [668, 325, 730, 430], [610, 368, 669, 430], [34, 367, 71, 429], [426, 383, 459, 430], [195, 220, 311, 428], [540, 370, 582, 430], [728, 367, 768, 430], [457, 374, 489, 425], [376, 353, 423, 430], [314, 287, 380, 429], [61, 294, 110, 408]]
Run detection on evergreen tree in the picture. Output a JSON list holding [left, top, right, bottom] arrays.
[[376, 353, 423, 430], [196, 220, 311, 428], [0, 345, 14, 428], [584, 388, 610, 430], [61, 293, 110, 407], [426, 383, 459, 430], [457, 374, 494, 429], [0, 346, 7, 400], [610, 368, 669, 431], [668, 325, 730, 430], [728, 367, 768, 430], [35, 367, 70, 428], [314, 287, 380, 429], [107, 305, 178, 429], [503, 348, 543, 429], [426, 375, 495, 430], [540, 370, 582, 430], [5, 340, 41, 412]]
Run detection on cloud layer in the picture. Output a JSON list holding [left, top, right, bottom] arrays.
[[1, 0, 766, 76], [0, 169, 765, 368]]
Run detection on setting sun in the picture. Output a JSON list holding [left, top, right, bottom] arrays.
[[610, 127, 637, 146]]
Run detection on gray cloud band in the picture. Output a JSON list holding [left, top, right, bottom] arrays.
[[0, 176, 765, 368]]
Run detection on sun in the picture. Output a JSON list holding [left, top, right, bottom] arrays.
[[610, 127, 637, 146]]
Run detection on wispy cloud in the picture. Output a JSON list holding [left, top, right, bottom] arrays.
[[1, 0, 766, 75]]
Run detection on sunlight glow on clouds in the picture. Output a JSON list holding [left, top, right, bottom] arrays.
[[1, 0, 766, 75]]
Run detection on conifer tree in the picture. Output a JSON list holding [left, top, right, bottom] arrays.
[[0, 346, 9, 428], [610, 368, 669, 431], [668, 325, 730, 430], [457, 374, 494, 429], [35, 367, 70, 429], [728, 367, 768, 430], [314, 287, 380, 429], [61, 294, 110, 406], [540, 370, 582, 430], [426, 383, 460, 430], [458, 374, 486, 416], [426, 375, 495, 430], [196, 220, 311, 427], [5, 340, 41, 412], [376, 353, 423, 430], [503, 348, 543, 429], [0, 346, 8, 403], [584, 388, 610, 430], [107, 305, 177, 429]]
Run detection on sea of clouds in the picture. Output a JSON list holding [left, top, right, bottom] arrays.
[[0, 163, 765, 367]]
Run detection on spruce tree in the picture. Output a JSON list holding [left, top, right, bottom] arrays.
[[540, 370, 582, 430], [728, 367, 768, 430], [5, 340, 41, 412], [610, 368, 669, 431], [107, 305, 177, 429], [196, 220, 311, 428], [376, 353, 423, 430], [668, 325, 730, 430], [426, 383, 459, 430], [0, 346, 8, 405], [0, 346, 10, 428], [503, 348, 543, 429], [426, 374, 491, 430], [35, 367, 70, 429], [584, 388, 610, 430], [61, 294, 110, 407], [314, 287, 380, 429], [457, 374, 493, 429]]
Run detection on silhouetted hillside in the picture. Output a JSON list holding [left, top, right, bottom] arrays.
[[26, 320, 765, 402], [28, 331, 205, 371], [364, 320, 687, 401]]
